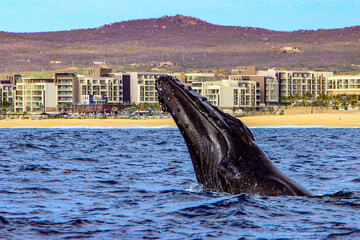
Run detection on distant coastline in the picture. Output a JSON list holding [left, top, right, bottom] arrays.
[[0, 113, 359, 128]]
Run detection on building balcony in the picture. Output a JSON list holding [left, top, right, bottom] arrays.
[[58, 93, 73, 96], [58, 99, 72, 102], [58, 87, 73, 91], [58, 83, 72, 86]]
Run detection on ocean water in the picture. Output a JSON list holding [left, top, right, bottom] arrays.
[[0, 127, 359, 239]]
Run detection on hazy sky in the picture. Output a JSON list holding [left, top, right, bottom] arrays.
[[0, 0, 358, 32]]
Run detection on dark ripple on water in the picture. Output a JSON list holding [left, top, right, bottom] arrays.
[[0, 128, 359, 239]]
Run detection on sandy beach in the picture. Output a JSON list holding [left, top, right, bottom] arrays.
[[0, 113, 359, 128]]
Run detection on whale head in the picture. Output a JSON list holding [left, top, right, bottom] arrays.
[[155, 76, 255, 190], [155, 75, 311, 196]]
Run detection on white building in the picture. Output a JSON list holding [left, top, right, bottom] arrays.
[[129, 72, 168, 104], [257, 69, 333, 98], [327, 75, 360, 96], [192, 80, 260, 109], [14, 78, 56, 113]]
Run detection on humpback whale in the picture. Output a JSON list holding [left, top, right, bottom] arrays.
[[155, 75, 311, 196]]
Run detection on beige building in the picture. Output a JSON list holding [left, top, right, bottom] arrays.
[[230, 74, 278, 106], [327, 75, 360, 96], [0, 80, 15, 107], [231, 66, 256, 75], [14, 78, 56, 113], [129, 72, 168, 104], [192, 80, 260, 109], [230, 66, 279, 105], [5, 74, 22, 85], [264, 77, 280, 104], [76, 68, 124, 106], [175, 72, 215, 85], [55, 73, 79, 112], [86, 68, 112, 78], [78, 76, 124, 105], [257, 69, 334, 98]]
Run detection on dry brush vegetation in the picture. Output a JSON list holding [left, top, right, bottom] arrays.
[[0, 15, 359, 73]]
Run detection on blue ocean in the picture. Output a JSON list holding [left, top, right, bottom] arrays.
[[0, 127, 359, 239]]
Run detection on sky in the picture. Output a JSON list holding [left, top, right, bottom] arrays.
[[0, 0, 358, 33]]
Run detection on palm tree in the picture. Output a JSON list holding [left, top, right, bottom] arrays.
[[244, 106, 250, 114], [0, 101, 11, 114], [85, 108, 92, 118], [341, 100, 348, 110], [56, 104, 63, 113], [316, 94, 329, 108], [39, 103, 45, 113], [144, 102, 151, 111], [231, 106, 237, 115], [287, 95, 298, 106], [332, 95, 341, 110], [131, 102, 139, 111], [64, 103, 72, 113], [303, 92, 313, 101], [0, 102, 4, 114], [349, 94, 359, 109], [111, 106, 118, 117]]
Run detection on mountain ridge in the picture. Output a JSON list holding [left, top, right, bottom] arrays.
[[0, 14, 359, 73]]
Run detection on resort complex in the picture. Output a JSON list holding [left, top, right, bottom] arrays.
[[0, 66, 359, 115]]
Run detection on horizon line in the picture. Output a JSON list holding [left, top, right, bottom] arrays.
[[1, 14, 359, 34]]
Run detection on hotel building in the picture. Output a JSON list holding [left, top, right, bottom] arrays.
[[326, 75, 360, 96], [230, 66, 279, 106], [231, 66, 257, 75], [128, 72, 168, 104], [14, 78, 56, 113], [191, 80, 260, 109], [0, 79, 15, 107], [55, 72, 79, 112], [77, 68, 124, 106], [257, 69, 334, 98], [230, 74, 278, 106]]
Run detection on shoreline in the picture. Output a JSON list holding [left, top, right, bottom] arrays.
[[0, 113, 359, 128]]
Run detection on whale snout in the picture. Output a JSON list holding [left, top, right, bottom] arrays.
[[155, 76, 193, 115], [155, 76, 175, 113]]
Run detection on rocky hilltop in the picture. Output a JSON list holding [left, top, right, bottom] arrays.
[[0, 14, 359, 72]]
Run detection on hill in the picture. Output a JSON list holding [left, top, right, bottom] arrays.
[[0, 14, 359, 73]]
